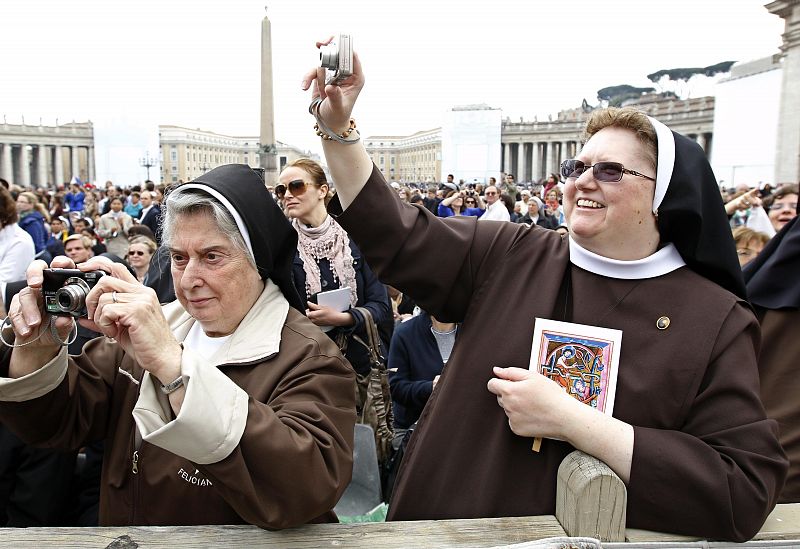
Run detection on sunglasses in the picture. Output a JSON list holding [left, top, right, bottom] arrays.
[[465, 199, 476, 204], [128, 250, 149, 256], [560, 159, 655, 183], [276, 179, 311, 198]]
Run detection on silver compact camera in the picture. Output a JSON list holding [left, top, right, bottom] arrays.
[[319, 34, 353, 85], [42, 268, 105, 317]]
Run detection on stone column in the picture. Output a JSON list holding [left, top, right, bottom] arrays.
[[54, 146, 64, 186], [767, 0, 800, 183], [546, 141, 555, 177], [503, 143, 511, 174], [519, 143, 528, 182], [560, 141, 569, 168], [71, 146, 79, 179], [18, 145, 31, 187], [36, 145, 48, 187], [530, 142, 540, 183], [0, 144, 12, 183], [259, 7, 278, 185], [88, 146, 95, 183]]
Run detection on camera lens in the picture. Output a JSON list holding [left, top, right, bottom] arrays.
[[319, 45, 339, 70], [55, 285, 87, 314]]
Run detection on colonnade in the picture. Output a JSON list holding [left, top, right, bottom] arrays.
[[501, 140, 582, 183], [0, 143, 95, 188]]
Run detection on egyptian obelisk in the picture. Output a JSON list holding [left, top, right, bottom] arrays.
[[259, 6, 278, 184]]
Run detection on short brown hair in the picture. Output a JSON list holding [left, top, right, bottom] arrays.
[[584, 107, 658, 171], [0, 185, 17, 228], [732, 226, 770, 248]]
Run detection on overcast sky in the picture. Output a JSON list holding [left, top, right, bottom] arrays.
[[1, 0, 786, 185]]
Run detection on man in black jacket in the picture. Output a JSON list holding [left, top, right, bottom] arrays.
[[138, 191, 162, 244]]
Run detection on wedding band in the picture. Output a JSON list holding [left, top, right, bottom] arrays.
[[112, 291, 118, 304]]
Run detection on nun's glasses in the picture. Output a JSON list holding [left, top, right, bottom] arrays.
[[560, 159, 656, 183]]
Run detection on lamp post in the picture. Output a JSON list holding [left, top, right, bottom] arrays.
[[139, 151, 157, 181]]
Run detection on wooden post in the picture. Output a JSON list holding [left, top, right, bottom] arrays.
[[556, 450, 626, 542]]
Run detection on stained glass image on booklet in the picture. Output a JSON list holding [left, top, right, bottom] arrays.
[[529, 318, 622, 416]]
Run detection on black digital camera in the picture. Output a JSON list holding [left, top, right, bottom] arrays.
[[42, 269, 105, 317]]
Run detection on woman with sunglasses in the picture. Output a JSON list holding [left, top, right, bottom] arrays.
[[127, 236, 157, 283], [300, 40, 786, 541], [277, 158, 392, 382]]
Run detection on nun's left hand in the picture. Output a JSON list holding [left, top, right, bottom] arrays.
[[487, 367, 578, 440], [82, 257, 182, 385]]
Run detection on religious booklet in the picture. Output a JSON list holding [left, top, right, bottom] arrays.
[[316, 287, 352, 332], [528, 318, 622, 451]]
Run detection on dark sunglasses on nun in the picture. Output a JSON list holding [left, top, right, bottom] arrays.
[[560, 159, 655, 183], [275, 179, 311, 198]]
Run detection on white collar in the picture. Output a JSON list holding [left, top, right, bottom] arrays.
[[162, 278, 288, 364], [568, 237, 686, 279]]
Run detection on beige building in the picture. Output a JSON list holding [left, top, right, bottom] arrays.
[[365, 128, 442, 183], [159, 125, 318, 184], [0, 120, 95, 188], [502, 94, 715, 183], [365, 94, 713, 184]]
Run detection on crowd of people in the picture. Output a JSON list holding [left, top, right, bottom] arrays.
[[0, 38, 798, 543]]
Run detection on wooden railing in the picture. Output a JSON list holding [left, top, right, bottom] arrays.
[[2, 451, 799, 548]]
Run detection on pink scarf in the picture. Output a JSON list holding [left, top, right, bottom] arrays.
[[292, 215, 358, 307]]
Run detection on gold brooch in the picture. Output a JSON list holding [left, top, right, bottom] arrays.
[[656, 316, 670, 330]]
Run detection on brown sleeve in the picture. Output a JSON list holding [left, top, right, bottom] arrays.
[[628, 302, 788, 542], [0, 337, 124, 450], [196, 350, 356, 529], [330, 164, 560, 322]]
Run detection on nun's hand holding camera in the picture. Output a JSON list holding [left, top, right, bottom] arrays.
[[301, 35, 371, 209], [5, 255, 181, 391], [4, 257, 80, 377], [302, 36, 363, 135]]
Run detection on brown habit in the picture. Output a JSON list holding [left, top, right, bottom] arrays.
[[331, 166, 787, 542]]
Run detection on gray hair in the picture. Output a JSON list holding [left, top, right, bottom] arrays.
[[161, 190, 256, 271]]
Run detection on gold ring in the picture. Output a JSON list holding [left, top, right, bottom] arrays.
[[112, 291, 118, 304]]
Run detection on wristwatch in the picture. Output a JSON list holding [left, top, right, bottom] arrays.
[[160, 375, 185, 395]]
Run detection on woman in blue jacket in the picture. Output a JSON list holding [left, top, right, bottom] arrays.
[[16, 191, 48, 256]]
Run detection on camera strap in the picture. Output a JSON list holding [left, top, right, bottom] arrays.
[[0, 315, 78, 349]]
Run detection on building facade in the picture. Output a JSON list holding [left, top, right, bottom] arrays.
[[501, 94, 715, 183], [365, 95, 714, 184], [158, 125, 318, 184], [0, 120, 95, 188], [364, 128, 442, 183]]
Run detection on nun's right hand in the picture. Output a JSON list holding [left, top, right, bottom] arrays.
[[301, 37, 365, 136]]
